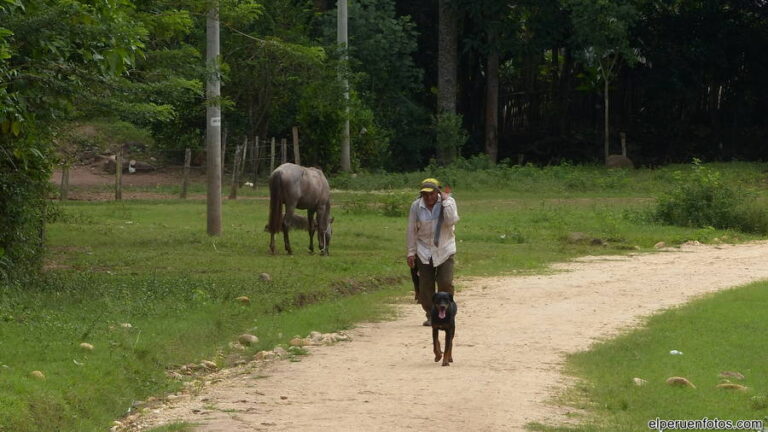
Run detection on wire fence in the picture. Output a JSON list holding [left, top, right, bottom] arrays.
[[57, 133, 302, 201]]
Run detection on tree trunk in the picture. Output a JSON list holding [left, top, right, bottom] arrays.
[[229, 144, 243, 200], [549, 47, 559, 131], [558, 47, 573, 134], [59, 163, 70, 201], [709, 81, 722, 142], [484, 50, 499, 164], [270, 137, 276, 173], [313, 0, 328, 12], [292, 126, 301, 165], [603, 75, 610, 163], [437, 0, 458, 115], [115, 150, 123, 201], [221, 126, 228, 179], [181, 148, 191, 199], [252, 135, 260, 182], [437, 0, 458, 165]]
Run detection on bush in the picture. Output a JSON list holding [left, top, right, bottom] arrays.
[[434, 112, 467, 165], [0, 134, 54, 281], [655, 160, 768, 234], [381, 193, 411, 217]]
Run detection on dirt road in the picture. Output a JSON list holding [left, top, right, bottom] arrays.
[[121, 242, 768, 432]]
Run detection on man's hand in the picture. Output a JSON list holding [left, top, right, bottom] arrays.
[[407, 255, 415, 268], [441, 185, 452, 201]]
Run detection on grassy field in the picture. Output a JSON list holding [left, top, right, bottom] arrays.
[[531, 280, 768, 431], [2, 162, 768, 431]]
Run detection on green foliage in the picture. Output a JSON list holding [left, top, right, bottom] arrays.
[[348, 96, 390, 171], [434, 112, 468, 166], [655, 160, 768, 234], [218, 0, 335, 168], [0, 0, 150, 280], [0, 149, 51, 280], [219, 0, 264, 26], [319, 0, 430, 171], [329, 159, 642, 195], [106, 4, 204, 159], [1, 0, 146, 129], [558, 0, 639, 77], [381, 193, 411, 217], [295, 63, 344, 171]]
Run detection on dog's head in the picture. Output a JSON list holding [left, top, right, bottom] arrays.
[[432, 291, 454, 320]]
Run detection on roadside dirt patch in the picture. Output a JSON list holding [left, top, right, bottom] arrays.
[[50, 164, 207, 200], [118, 241, 768, 432]]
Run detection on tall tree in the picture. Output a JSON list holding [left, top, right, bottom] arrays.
[[566, 0, 639, 163], [319, 0, 426, 170], [1, 0, 145, 278], [337, 0, 350, 171], [436, 0, 459, 164], [463, 0, 520, 164]]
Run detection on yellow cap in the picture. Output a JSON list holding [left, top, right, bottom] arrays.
[[419, 178, 440, 193]]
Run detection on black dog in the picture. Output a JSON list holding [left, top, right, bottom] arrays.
[[430, 291, 457, 366]]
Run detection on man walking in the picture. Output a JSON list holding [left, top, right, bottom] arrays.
[[406, 178, 459, 326]]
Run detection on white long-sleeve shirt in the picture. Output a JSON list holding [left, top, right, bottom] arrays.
[[406, 195, 459, 267]]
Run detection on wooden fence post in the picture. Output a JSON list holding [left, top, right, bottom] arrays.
[[229, 144, 243, 199], [281, 138, 287, 164], [221, 126, 228, 179], [270, 137, 276, 173], [181, 147, 191, 199], [60, 163, 70, 201], [252, 135, 260, 182], [115, 150, 123, 201], [292, 126, 301, 165], [240, 136, 248, 176], [620, 132, 627, 157]]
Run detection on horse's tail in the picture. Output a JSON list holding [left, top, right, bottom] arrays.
[[268, 170, 284, 234]]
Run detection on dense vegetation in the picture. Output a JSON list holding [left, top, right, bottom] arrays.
[[2, 1, 767, 428], [2, 0, 767, 273], [2, 163, 767, 431]]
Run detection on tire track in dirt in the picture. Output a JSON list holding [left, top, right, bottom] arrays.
[[121, 242, 768, 431]]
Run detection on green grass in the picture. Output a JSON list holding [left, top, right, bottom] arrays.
[[531, 281, 768, 431], [3, 162, 768, 431], [331, 161, 768, 199], [146, 423, 197, 432]]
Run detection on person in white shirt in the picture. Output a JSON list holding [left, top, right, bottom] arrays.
[[406, 178, 459, 326]]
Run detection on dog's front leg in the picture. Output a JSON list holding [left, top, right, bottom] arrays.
[[443, 326, 454, 366], [432, 327, 442, 362]]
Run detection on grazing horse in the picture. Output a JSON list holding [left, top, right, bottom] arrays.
[[268, 163, 333, 255]]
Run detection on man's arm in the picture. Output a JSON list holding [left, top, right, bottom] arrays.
[[406, 200, 419, 266], [441, 195, 459, 225]]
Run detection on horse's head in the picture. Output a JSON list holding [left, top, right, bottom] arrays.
[[319, 215, 334, 256]]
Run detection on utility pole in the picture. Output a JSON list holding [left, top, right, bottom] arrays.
[[206, 2, 222, 235], [338, 0, 351, 172]]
